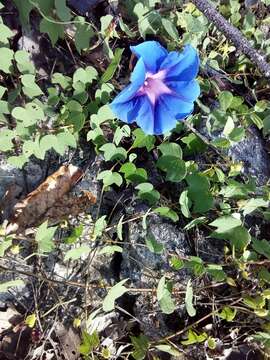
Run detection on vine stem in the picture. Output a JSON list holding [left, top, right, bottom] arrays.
[[191, 0, 270, 79]]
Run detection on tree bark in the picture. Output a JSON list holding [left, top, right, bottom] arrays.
[[191, 0, 270, 79]]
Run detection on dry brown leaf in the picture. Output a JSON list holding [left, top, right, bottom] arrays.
[[44, 190, 96, 224], [55, 323, 81, 360], [5, 165, 96, 234]]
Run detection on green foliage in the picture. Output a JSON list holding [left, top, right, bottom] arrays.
[[35, 221, 57, 253], [2, 2, 270, 355], [145, 233, 164, 254], [131, 335, 149, 360], [181, 330, 208, 346], [157, 142, 186, 182], [79, 330, 100, 355], [157, 276, 176, 314], [64, 245, 91, 261], [103, 279, 129, 312], [185, 279, 196, 317]]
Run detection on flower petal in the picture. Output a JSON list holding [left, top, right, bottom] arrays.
[[135, 95, 155, 135], [153, 100, 178, 135], [130, 57, 146, 85], [110, 96, 142, 124], [130, 41, 168, 73], [166, 79, 200, 102], [161, 44, 199, 81], [161, 93, 194, 119], [110, 58, 146, 106]]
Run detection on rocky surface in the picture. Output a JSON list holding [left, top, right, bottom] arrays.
[[228, 127, 270, 186]]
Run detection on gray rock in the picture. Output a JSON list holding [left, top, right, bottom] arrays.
[[198, 120, 270, 186], [121, 203, 190, 288], [228, 127, 270, 186], [118, 203, 191, 339]]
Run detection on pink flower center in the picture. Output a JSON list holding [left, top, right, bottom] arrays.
[[137, 69, 172, 105]]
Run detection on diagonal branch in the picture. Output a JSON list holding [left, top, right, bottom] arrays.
[[191, 0, 270, 79]]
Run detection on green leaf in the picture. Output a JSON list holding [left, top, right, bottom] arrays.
[[40, 17, 64, 46], [73, 66, 98, 86], [155, 344, 181, 357], [120, 163, 147, 184], [207, 337, 216, 350], [253, 332, 270, 348], [100, 14, 114, 35], [90, 104, 115, 127], [219, 91, 233, 111], [113, 125, 130, 146], [132, 128, 155, 151], [101, 48, 124, 83], [229, 127, 245, 142], [157, 276, 176, 314], [97, 170, 123, 187], [100, 143, 127, 162], [0, 23, 14, 44], [181, 330, 207, 346], [206, 264, 226, 281], [209, 215, 242, 233], [12, 102, 45, 127], [243, 295, 265, 310], [0, 85, 6, 99], [64, 245, 91, 261], [136, 182, 160, 206], [79, 330, 99, 355], [35, 221, 57, 253], [181, 133, 207, 155], [145, 233, 164, 254], [117, 215, 124, 241], [15, 50, 35, 74], [179, 190, 191, 218], [220, 179, 254, 199], [158, 142, 182, 158], [186, 174, 213, 213], [55, 0, 71, 21], [12, 0, 35, 28], [0, 129, 15, 151], [65, 224, 84, 244], [103, 279, 129, 312], [8, 155, 28, 169], [25, 314, 36, 328], [52, 72, 72, 89], [131, 335, 149, 360], [157, 156, 186, 182], [0, 236, 13, 256], [92, 215, 107, 240], [186, 256, 205, 276], [153, 207, 179, 222], [218, 306, 237, 321], [0, 48, 13, 73], [74, 16, 94, 53], [162, 18, 179, 40], [242, 198, 269, 216], [211, 137, 231, 148], [184, 217, 207, 231], [98, 245, 123, 255], [170, 256, 184, 270], [252, 239, 270, 260], [21, 74, 43, 98], [0, 280, 24, 293], [185, 279, 196, 317]]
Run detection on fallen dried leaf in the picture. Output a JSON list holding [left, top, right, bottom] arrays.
[[5, 165, 96, 234]]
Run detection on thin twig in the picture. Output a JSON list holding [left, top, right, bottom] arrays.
[[191, 0, 270, 78]]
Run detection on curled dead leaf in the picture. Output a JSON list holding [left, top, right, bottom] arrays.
[[5, 165, 96, 234]]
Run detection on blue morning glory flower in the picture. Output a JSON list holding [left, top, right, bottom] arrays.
[[110, 41, 200, 135]]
